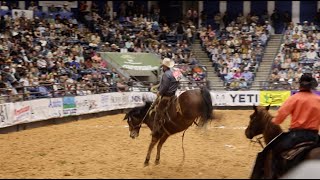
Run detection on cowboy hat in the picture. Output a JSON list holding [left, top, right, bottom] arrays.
[[162, 58, 174, 68]]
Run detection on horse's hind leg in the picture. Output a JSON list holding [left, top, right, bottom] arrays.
[[144, 136, 160, 166], [155, 133, 169, 165]]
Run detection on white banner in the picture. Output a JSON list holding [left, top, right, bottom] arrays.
[[142, 92, 157, 102], [211, 91, 260, 106], [48, 98, 63, 118], [13, 101, 31, 124], [210, 91, 229, 106], [12, 9, 33, 19], [30, 98, 63, 121], [75, 94, 101, 115], [128, 92, 144, 107], [38, 1, 78, 8], [0, 103, 13, 128], [100, 93, 111, 111], [30, 99, 51, 121], [0, 91, 263, 129], [107, 92, 145, 110]]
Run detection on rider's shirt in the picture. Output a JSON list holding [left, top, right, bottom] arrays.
[[272, 91, 320, 131]]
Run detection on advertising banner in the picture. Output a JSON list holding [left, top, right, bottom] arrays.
[[30, 98, 51, 121], [48, 98, 63, 118], [63, 96, 77, 116], [0, 103, 13, 128], [259, 91, 291, 106], [210, 91, 260, 106], [13, 101, 31, 124], [75, 94, 101, 115]]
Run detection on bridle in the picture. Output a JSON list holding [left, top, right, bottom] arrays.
[[250, 136, 265, 149], [248, 110, 273, 149], [127, 116, 142, 130]]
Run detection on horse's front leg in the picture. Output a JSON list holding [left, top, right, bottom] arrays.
[[144, 136, 159, 166], [155, 133, 169, 165]]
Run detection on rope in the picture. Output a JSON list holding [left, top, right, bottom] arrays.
[[181, 129, 188, 164], [140, 96, 160, 127]]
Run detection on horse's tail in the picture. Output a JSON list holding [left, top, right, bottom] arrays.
[[199, 87, 214, 125]]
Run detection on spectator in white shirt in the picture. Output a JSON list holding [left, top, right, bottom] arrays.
[[306, 47, 319, 59]]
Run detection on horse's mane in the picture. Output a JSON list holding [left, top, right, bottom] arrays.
[[256, 106, 274, 121], [124, 101, 152, 120], [255, 106, 283, 144]]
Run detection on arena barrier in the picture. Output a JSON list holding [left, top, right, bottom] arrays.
[[1, 90, 319, 130], [0, 92, 157, 129]]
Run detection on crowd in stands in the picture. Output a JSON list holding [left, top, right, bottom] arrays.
[[5, 1, 317, 101], [199, 12, 271, 90], [0, 1, 207, 103], [266, 21, 320, 90]]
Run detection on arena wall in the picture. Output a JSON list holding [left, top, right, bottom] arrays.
[[1, 90, 318, 134]]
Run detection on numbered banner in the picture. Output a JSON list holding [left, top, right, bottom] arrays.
[[260, 91, 291, 106]]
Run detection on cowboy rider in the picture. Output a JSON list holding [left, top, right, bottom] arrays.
[[152, 58, 179, 135], [270, 73, 320, 176]]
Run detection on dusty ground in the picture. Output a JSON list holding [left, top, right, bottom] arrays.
[[0, 109, 290, 179]]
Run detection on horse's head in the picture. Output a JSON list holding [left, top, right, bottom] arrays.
[[123, 101, 152, 139], [245, 105, 270, 139]]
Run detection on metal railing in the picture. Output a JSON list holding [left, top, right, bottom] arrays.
[[257, 80, 300, 90], [0, 79, 209, 104]]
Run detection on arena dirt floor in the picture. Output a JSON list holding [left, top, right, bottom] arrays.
[[0, 109, 291, 179]]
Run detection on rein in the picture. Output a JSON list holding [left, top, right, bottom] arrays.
[[139, 96, 160, 127], [250, 136, 265, 149]]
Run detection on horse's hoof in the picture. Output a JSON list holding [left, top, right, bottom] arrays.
[[155, 160, 160, 165], [144, 161, 149, 167]]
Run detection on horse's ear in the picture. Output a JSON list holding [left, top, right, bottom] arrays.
[[266, 104, 271, 111], [123, 114, 129, 120], [253, 105, 257, 112]]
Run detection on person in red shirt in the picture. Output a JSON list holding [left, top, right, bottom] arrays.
[[270, 73, 320, 176], [272, 73, 320, 145]]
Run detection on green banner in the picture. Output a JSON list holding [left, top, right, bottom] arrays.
[[101, 52, 161, 71]]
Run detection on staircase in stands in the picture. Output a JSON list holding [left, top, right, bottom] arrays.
[[191, 34, 283, 90]]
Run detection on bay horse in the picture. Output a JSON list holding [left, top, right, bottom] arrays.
[[123, 87, 214, 166], [245, 105, 320, 179]]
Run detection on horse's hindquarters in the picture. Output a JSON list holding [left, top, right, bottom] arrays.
[[177, 90, 204, 118], [306, 147, 320, 159]]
